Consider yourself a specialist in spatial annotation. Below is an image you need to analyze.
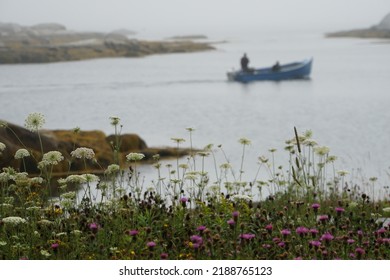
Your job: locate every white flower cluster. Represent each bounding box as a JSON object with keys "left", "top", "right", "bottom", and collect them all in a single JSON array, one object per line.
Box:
[
  {"left": 0, "top": 142, "right": 6, "bottom": 152},
  {"left": 71, "top": 147, "right": 95, "bottom": 160},
  {"left": 24, "top": 112, "right": 45, "bottom": 132},
  {"left": 14, "top": 149, "right": 30, "bottom": 159},
  {"left": 105, "top": 164, "right": 120, "bottom": 175},
  {"left": 2, "top": 216, "right": 27, "bottom": 225},
  {"left": 126, "top": 152, "right": 145, "bottom": 161},
  {"left": 39, "top": 151, "right": 64, "bottom": 167}
]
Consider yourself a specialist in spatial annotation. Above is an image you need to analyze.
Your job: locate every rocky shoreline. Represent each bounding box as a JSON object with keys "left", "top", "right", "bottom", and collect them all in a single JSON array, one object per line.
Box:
[
  {"left": 326, "top": 12, "right": 390, "bottom": 39},
  {"left": 0, "top": 121, "right": 193, "bottom": 175},
  {"left": 0, "top": 22, "right": 215, "bottom": 64}
]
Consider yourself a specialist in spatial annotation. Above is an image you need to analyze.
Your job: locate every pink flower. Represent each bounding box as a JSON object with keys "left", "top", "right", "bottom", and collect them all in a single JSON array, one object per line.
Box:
[
  {"left": 51, "top": 243, "right": 59, "bottom": 250},
  {"left": 232, "top": 211, "right": 240, "bottom": 222},
  {"left": 347, "top": 239, "right": 355, "bottom": 244},
  {"left": 89, "top": 223, "right": 99, "bottom": 233},
  {"left": 296, "top": 226, "right": 309, "bottom": 236},
  {"left": 320, "top": 232, "right": 334, "bottom": 242},
  {"left": 265, "top": 224, "right": 273, "bottom": 232},
  {"left": 128, "top": 229, "right": 139, "bottom": 236},
  {"left": 309, "top": 228, "right": 319, "bottom": 237},
  {"left": 309, "top": 240, "right": 321, "bottom": 247},
  {"left": 160, "top": 253, "right": 169, "bottom": 260},
  {"left": 197, "top": 225, "right": 207, "bottom": 232},
  {"left": 240, "top": 233, "right": 256, "bottom": 240},
  {"left": 335, "top": 207, "right": 345, "bottom": 215},
  {"left": 147, "top": 241, "right": 156, "bottom": 248},
  {"left": 311, "top": 203, "right": 320, "bottom": 211},
  {"left": 281, "top": 229, "right": 291, "bottom": 236},
  {"left": 190, "top": 235, "right": 203, "bottom": 244},
  {"left": 278, "top": 242, "right": 285, "bottom": 248}
]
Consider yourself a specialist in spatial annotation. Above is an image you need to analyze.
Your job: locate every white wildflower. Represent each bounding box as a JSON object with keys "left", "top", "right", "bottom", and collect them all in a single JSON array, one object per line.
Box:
[
  {"left": 40, "top": 250, "right": 51, "bottom": 258},
  {"left": 105, "top": 164, "right": 120, "bottom": 175},
  {"left": 30, "top": 177, "right": 44, "bottom": 184},
  {"left": 231, "top": 194, "right": 252, "bottom": 201},
  {"left": 24, "top": 112, "right": 45, "bottom": 132},
  {"left": 40, "top": 151, "right": 64, "bottom": 166},
  {"left": 171, "top": 137, "right": 185, "bottom": 144},
  {"left": 2, "top": 216, "right": 27, "bottom": 225},
  {"left": 66, "top": 174, "right": 87, "bottom": 184},
  {"left": 314, "top": 146, "right": 330, "bottom": 156},
  {"left": 383, "top": 207, "right": 390, "bottom": 213},
  {"left": 109, "top": 116, "right": 120, "bottom": 126},
  {"left": 70, "top": 147, "right": 95, "bottom": 160},
  {"left": 60, "top": 191, "right": 76, "bottom": 200},
  {"left": 220, "top": 163, "right": 232, "bottom": 169},
  {"left": 0, "top": 241, "right": 7, "bottom": 246},
  {"left": 14, "top": 149, "right": 30, "bottom": 159},
  {"left": 82, "top": 173, "right": 100, "bottom": 183},
  {"left": 126, "top": 152, "right": 145, "bottom": 161},
  {"left": 239, "top": 137, "right": 251, "bottom": 145},
  {"left": 337, "top": 170, "right": 349, "bottom": 177},
  {"left": 0, "top": 142, "right": 6, "bottom": 152}
]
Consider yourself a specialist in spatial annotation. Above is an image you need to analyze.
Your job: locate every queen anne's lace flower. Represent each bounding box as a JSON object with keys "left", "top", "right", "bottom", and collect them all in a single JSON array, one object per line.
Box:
[
  {"left": 2, "top": 216, "right": 27, "bottom": 225},
  {"left": 126, "top": 152, "right": 145, "bottom": 161},
  {"left": 66, "top": 175, "right": 87, "bottom": 184},
  {"left": 24, "top": 112, "right": 45, "bottom": 132},
  {"left": 14, "top": 149, "right": 30, "bottom": 159},
  {"left": 0, "top": 142, "right": 6, "bottom": 152},
  {"left": 71, "top": 147, "right": 95, "bottom": 159},
  {"left": 39, "top": 151, "right": 64, "bottom": 167},
  {"left": 105, "top": 164, "right": 120, "bottom": 175}
]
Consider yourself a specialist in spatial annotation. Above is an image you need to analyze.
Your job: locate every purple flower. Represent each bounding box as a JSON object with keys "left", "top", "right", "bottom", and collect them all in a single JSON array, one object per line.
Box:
[
  {"left": 311, "top": 203, "right": 320, "bottom": 211},
  {"left": 376, "top": 228, "right": 386, "bottom": 236},
  {"left": 347, "top": 239, "right": 355, "bottom": 245},
  {"left": 319, "top": 215, "right": 329, "bottom": 223},
  {"left": 197, "top": 225, "right": 207, "bottom": 232},
  {"left": 147, "top": 241, "right": 156, "bottom": 248},
  {"left": 227, "top": 219, "right": 236, "bottom": 228},
  {"left": 296, "top": 226, "right": 309, "bottom": 236},
  {"left": 240, "top": 233, "right": 256, "bottom": 240},
  {"left": 309, "top": 240, "right": 321, "bottom": 247},
  {"left": 160, "top": 253, "right": 169, "bottom": 260},
  {"left": 309, "top": 228, "right": 319, "bottom": 237},
  {"left": 281, "top": 229, "right": 291, "bottom": 236},
  {"left": 355, "top": 247, "right": 365, "bottom": 256},
  {"left": 265, "top": 224, "right": 273, "bottom": 232},
  {"left": 320, "top": 232, "right": 334, "bottom": 242},
  {"left": 190, "top": 235, "right": 203, "bottom": 244},
  {"left": 180, "top": 197, "right": 188, "bottom": 206},
  {"left": 128, "top": 229, "right": 139, "bottom": 236},
  {"left": 278, "top": 242, "right": 285, "bottom": 248},
  {"left": 232, "top": 211, "right": 240, "bottom": 222},
  {"left": 335, "top": 207, "right": 345, "bottom": 214},
  {"left": 51, "top": 243, "right": 59, "bottom": 250},
  {"left": 89, "top": 223, "right": 99, "bottom": 233},
  {"left": 262, "top": 244, "right": 272, "bottom": 249}
]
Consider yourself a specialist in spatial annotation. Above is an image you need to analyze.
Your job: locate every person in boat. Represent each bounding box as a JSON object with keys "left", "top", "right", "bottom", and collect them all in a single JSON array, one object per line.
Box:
[
  {"left": 272, "top": 61, "right": 281, "bottom": 71},
  {"left": 240, "top": 53, "right": 251, "bottom": 72}
]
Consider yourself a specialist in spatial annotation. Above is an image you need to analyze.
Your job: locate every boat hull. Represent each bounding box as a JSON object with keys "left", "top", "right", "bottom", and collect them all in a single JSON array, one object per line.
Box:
[{"left": 227, "top": 58, "right": 313, "bottom": 82}]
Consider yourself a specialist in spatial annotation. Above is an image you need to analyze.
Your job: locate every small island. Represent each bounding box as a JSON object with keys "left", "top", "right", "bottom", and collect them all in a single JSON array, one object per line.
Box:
[
  {"left": 0, "top": 22, "right": 215, "bottom": 64},
  {"left": 326, "top": 12, "right": 390, "bottom": 39}
]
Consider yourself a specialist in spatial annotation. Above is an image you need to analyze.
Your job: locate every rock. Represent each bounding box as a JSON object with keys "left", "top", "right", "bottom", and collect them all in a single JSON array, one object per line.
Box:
[
  {"left": 0, "top": 22, "right": 215, "bottom": 64},
  {"left": 0, "top": 121, "right": 192, "bottom": 175},
  {"left": 326, "top": 12, "right": 390, "bottom": 39},
  {"left": 374, "top": 12, "right": 390, "bottom": 30}
]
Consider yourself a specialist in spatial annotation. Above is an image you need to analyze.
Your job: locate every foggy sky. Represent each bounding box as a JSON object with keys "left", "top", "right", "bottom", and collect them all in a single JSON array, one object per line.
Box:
[{"left": 1, "top": 0, "right": 389, "bottom": 35}]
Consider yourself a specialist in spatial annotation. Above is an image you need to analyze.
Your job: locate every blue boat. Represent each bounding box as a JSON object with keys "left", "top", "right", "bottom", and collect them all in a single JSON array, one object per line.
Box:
[{"left": 227, "top": 58, "right": 313, "bottom": 82}]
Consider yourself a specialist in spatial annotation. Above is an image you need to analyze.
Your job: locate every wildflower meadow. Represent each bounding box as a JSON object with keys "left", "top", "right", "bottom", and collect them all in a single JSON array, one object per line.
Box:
[{"left": 0, "top": 113, "right": 389, "bottom": 260}]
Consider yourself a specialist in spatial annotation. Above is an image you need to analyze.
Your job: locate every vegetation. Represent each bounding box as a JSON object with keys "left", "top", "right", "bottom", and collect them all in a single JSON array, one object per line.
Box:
[{"left": 0, "top": 113, "right": 389, "bottom": 260}]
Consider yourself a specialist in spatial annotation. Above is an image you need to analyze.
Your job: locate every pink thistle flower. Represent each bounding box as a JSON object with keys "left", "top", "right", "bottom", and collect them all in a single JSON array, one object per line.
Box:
[
  {"left": 227, "top": 219, "right": 236, "bottom": 228},
  {"left": 320, "top": 232, "right": 334, "bottom": 242},
  {"left": 160, "top": 253, "right": 169, "bottom": 260},
  {"left": 281, "top": 229, "right": 291, "bottom": 236},
  {"left": 190, "top": 235, "right": 203, "bottom": 244},
  {"left": 239, "top": 233, "right": 256, "bottom": 240},
  {"left": 51, "top": 243, "right": 59, "bottom": 250},
  {"left": 335, "top": 207, "right": 345, "bottom": 214},
  {"left": 197, "top": 225, "right": 207, "bottom": 232},
  {"left": 311, "top": 203, "right": 320, "bottom": 212},
  {"left": 147, "top": 241, "right": 156, "bottom": 249},
  {"left": 296, "top": 226, "right": 309, "bottom": 236},
  {"left": 309, "top": 228, "right": 319, "bottom": 237},
  {"left": 278, "top": 242, "right": 285, "bottom": 248},
  {"left": 128, "top": 229, "right": 139, "bottom": 236},
  {"left": 262, "top": 244, "right": 272, "bottom": 249},
  {"left": 309, "top": 240, "right": 321, "bottom": 247},
  {"left": 355, "top": 247, "right": 365, "bottom": 259},
  {"left": 347, "top": 239, "right": 355, "bottom": 245},
  {"left": 232, "top": 211, "right": 240, "bottom": 222},
  {"left": 89, "top": 223, "right": 99, "bottom": 233},
  {"left": 265, "top": 224, "right": 273, "bottom": 232}
]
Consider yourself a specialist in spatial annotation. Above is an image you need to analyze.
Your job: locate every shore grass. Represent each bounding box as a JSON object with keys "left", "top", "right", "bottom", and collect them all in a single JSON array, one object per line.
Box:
[{"left": 0, "top": 113, "right": 389, "bottom": 260}]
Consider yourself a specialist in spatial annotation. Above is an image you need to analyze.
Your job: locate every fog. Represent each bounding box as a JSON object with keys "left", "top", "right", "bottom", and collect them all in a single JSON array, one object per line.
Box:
[{"left": 1, "top": 0, "right": 389, "bottom": 36}]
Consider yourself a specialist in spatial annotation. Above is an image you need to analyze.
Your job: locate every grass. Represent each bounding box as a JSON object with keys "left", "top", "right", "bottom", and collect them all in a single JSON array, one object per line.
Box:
[{"left": 0, "top": 113, "right": 389, "bottom": 260}]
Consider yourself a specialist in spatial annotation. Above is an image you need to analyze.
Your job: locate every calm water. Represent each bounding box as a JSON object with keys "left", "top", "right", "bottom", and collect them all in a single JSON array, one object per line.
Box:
[{"left": 1, "top": 28, "right": 390, "bottom": 195}]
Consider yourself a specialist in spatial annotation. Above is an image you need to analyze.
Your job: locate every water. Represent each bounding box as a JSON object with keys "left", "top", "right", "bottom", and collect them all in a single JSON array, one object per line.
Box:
[{"left": 1, "top": 28, "right": 390, "bottom": 197}]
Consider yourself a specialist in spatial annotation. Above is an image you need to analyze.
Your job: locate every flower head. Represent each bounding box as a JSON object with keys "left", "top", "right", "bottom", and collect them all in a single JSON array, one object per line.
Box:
[
  {"left": 281, "top": 229, "right": 291, "bottom": 236},
  {"left": 296, "top": 226, "right": 309, "bottom": 236},
  {"left": 109, "top": 116, "right": 120, "bottom": 126},
  {"left": 126, "top": 152, "right": 145, "bottom": 161},
  {"left": 128, "top": 230, "right": 139, "bottom": 236},
  {"left": 14, "top": 149, "right": 30, "bottom": 159},
  {"left": 320, "top": 232, "right": 334, "bottom": 242},
  {"left": 2, "top": 216, "right": 27, "bottom": 225},
  {"left": 25, "top": 112, "right": 45, "bottom": 132},
  {"left": 239, "top": 233, "right": 256, "bottom": 240},
  {"left": 0, "top": 142, "right": 5, "bottom": 152},
  {"left": 239, "top": 137, "right": 251, "bottom": 145},
  {"left": 40, "top": 151, "right": 64, "bottom": 166},
  {"left": 335, "top": 207, "right": 345, "bottom": 214},
  {"left": 147, "top": 241, "right": 156, "bottom": 248},
  {"left": 71, "top": 147, "right": 95, "bottom": 160}
]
